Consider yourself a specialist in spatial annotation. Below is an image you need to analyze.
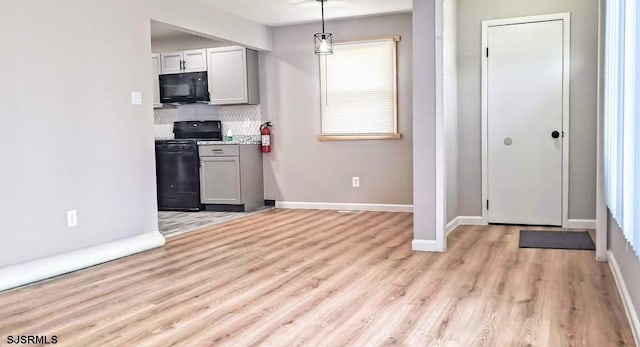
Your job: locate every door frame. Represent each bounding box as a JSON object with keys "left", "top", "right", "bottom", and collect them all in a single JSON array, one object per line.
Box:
[{"left": 481, "top": 13, "right": 571, "bottom": 226}]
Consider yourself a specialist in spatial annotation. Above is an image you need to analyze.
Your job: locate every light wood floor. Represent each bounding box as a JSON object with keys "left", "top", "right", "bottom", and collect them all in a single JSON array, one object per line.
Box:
[
  {"left": 0, "top": 209, "right": 634, "bottom": 346},
  {"left": 158, "top": 211, "right": 244, "bottom": 237},
  {"left": 158, "top": 209, "right": 271, "bottom": 237}
]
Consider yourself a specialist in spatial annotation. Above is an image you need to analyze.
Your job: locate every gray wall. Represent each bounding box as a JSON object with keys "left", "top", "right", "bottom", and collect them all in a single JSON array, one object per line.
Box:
[
  {"left": 412, "top": 0, "right": 438, "bottom": 241},
  {"left": 457, "top": 0, "right": 599, "bottom": 219},
  {"left": 259, "top": 13, "right": 413, "bottom": 205},
  {"left": 608, "top": 212, "right": 640, "bottom": 322},
  {"left": 444, "top": 0, "right": 459, "bottom": 223},
  {"left": 0, "top": 1, "right": 158, "bottom": 267},
  {"left": 0, "top": 0, "right": 270, "bottom": 268}
]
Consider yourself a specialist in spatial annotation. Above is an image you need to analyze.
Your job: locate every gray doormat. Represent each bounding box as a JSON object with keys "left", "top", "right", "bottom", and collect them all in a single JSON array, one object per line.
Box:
[{"left": 519, "top": 230, "right": 595, "bottom": 250}]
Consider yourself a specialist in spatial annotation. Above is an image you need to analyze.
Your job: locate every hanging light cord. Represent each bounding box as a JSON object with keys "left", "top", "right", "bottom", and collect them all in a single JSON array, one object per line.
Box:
[
  {"left": 321, "top": 0, "right": 325, "bottom": 33},
  {"left": 320, "top": 0, "right": 329, "bottom": 105},
  {"left": 325, "top": 0, "right": 329, "bottom": 106}
]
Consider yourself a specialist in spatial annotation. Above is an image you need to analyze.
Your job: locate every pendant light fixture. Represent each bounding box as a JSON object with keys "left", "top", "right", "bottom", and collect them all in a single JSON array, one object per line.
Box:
[{"left": 314, "top": 0, "right": 333, "bottom": 55}]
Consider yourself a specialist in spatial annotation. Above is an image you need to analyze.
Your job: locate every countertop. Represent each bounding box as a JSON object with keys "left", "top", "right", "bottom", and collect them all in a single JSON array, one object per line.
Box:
[
  {"left": 197, "top": 140, "right": 261, "bottom": 145},
  {"left": 155, "top": 135, "right": 261, "bottom": 145}
]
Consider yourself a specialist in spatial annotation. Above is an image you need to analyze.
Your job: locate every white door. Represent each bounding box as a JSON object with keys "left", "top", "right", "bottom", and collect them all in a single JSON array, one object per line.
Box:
[
  {"left": 151, "top": 54, "right": 162, "bottom": 107},
  {"left": 207, "top": 47, "right": 248, "bottom": 105},
  {"left": 161, "top": 51, "right": 183, "bottom": 74},
  {"left": 182, "top": 49, "right": 207, "bottom": 73},
  {"left": 487, "top": 20, "right": 564, "bottom": 226}
]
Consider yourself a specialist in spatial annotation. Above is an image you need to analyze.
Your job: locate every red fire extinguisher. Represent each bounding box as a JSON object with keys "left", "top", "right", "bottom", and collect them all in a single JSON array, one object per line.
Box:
[{"left": 260, "top": 122, "right": 272, "bottom": 153}]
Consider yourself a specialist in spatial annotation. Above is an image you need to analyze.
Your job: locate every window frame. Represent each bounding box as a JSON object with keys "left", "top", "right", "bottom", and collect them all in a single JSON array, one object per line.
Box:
[{"left": 318, "top": 36, "right": 402, "bottom": 141}]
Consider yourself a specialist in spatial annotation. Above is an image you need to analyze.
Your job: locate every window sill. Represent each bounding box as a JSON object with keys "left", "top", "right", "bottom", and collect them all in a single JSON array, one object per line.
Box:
[{"left": 318, "top": 133, "right": 403, "bottom": 141}]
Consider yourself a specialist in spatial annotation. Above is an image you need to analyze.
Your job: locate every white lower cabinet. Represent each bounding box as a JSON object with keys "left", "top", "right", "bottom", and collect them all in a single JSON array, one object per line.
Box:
[
  {"left": 199, "top": 144, "right": 264, "bottom": 211},
  {"left": 200, "top": 156, "right": 242, "bottom": 205}
]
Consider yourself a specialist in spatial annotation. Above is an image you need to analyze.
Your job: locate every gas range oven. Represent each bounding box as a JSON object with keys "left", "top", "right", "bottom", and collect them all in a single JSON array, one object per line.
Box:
[{"left": 155, "top": 121, "right": 222, "bottom": 211}]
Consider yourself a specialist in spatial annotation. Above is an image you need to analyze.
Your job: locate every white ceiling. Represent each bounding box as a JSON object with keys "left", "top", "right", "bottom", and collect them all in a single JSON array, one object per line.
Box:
[
  {"left": 196, "top": 0, "right": 412, "bottom": 27},
  {"left": 150, "top": 21, "right": 198, "bottom": 40},
  {"left": 150, "top": 20, "right": 226, "bottom": 44}
]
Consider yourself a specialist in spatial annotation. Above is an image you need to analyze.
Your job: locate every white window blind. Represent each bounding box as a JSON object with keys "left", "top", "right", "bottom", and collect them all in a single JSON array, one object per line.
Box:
[
  {"left": 604, "top": 0, "right": 640, "bottom": 257},
  {"left": 319, "top": 38, "right": 398, "bottom": 136}
]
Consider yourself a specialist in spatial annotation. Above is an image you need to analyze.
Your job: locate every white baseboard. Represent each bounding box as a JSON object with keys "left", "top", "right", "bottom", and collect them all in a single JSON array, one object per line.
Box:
[
  {"left": 565, "top": 219, "right": 597, "bottom": 229},
  {"left": 448, "top": 216, "right": 595, "bottom": 230},
  {"left": 275, "top": 201, "right": 413, "bottom": 213},
  {"left": 446, "top": 216, "right": 487, "bottom": 235},
  {"left": 412, "top": 239, "right": 445, "bottom": 252},
  {"left": 446, "top": 218, "right": 460, "bottom": 235},
  {"left": 608, "top": 250, "right": 640, "bottom": 346},
  {"left": 458, "top": 216, "right": 487, "bottom": 225},
  {"left": 0, "top": 232, "right": 165, "bottom": 292}
]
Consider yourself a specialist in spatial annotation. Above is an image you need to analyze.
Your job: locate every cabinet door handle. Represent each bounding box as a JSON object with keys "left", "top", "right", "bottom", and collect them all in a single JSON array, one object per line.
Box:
[
  {"left": 212, "top": 149, "right": 223, "bottom": 152},
  {"left": 182, "top": 60, "right": 186, "bottom": 71}
]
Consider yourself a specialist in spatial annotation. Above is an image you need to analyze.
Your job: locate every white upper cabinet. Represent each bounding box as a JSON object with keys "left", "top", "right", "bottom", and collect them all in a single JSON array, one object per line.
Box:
[
  {"left": 182, "top": 49, "right": 207, "bottom": 73},
  {"left": 151, "top": 53, "right": 162, "bottom": 108},
  {"left": 161, "top": 49, "right": 207, "bottom": 74},
  {"left": 161, "top": 51, "right": 183, "bottom": 74},
  {"left": 206, "top": 46, "right": 260, "bottom": 105},
  {"left": 153, "top": 46, "right": 259, "bottom": 106}
]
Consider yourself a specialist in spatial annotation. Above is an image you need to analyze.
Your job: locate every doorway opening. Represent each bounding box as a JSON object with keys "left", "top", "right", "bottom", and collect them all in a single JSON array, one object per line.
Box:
[{"left": 150, "top": 20, "right": 269, "bottom": 238}]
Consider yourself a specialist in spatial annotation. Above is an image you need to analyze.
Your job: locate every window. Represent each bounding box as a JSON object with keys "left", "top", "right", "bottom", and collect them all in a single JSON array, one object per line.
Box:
[
  {"left": 319, "top": 37, "right": 400, "bottom": 140},
  {"left": 604, "top": 0, "right": 640, "bottom": 257}
]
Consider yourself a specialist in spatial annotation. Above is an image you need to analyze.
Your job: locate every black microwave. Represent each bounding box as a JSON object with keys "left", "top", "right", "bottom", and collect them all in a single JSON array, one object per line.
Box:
[{"left": 159, "top": 71, "right": 209, "bottom": 104}]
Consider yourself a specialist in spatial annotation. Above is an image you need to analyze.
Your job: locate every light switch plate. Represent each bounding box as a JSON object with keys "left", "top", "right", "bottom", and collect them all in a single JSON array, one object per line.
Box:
[{"left": 131, "top": 92, "right": 142, "bottom": 105}]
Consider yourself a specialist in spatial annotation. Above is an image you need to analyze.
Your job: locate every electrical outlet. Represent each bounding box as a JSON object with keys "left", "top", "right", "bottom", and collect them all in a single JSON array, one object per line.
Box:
[
  {"left": 67, "top": 210, "right": 78, "bottom": 228},
  {"left": 352, "top": 176, "right": 360, "bottom": 188}
]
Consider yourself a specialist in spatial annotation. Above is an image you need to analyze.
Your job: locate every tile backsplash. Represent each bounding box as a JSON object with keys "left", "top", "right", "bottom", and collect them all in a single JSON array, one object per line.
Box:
[{"left": 154, "top": 104, "right": 262, "bottom": 139}]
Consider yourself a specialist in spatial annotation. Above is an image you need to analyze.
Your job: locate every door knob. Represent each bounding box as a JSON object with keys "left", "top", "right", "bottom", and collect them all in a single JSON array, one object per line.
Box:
[{"left": 551, "top": 130, "right": 560, "bottom": 139}]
